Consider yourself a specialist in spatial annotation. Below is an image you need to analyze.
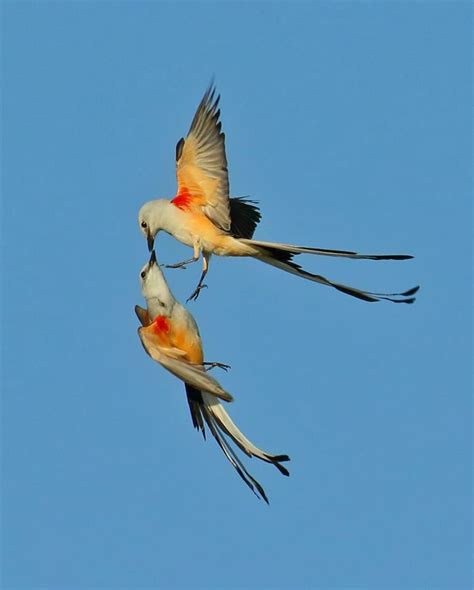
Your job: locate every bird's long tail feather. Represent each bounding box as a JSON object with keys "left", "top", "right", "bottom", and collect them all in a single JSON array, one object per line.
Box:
[
  {"left": 240, "top": 238, "right": 413, "bottom": 260},
  {"left": 185, "top": 385, "right": 289, "bottom": 503},
  {"left": 242, "top": 239, "right": 419, "bottom": 304},
  {"left": 203, "top": 393, "right": 290, "bottom": 475}
]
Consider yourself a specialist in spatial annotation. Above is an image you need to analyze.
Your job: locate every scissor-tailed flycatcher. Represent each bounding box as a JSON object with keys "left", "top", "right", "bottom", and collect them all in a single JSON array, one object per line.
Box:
[
  {"left": 137, "top": 250, "right": 289, "bottom": 503},
  {"left": 138, "top": 85, "right": 419, "bottom": 303}
]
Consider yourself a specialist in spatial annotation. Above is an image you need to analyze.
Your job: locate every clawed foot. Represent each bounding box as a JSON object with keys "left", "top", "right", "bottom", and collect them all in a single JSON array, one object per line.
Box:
[
  {"left": 165, "top": 262, "right": 189, "bottom": 270},
  {"left": 204, "top": 361, "right": 231, "bottom": 372},
  {"left": 187, "top": 283, "right": 208, "bottom": 302},
  {"left": 165, "top": 256, "right": 199, "bottom": 270}
]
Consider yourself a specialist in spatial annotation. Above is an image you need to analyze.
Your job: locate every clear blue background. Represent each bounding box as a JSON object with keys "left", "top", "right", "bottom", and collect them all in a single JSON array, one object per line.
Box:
[{"left": 2, "top": 2, "right": 471, "bottom": 589}]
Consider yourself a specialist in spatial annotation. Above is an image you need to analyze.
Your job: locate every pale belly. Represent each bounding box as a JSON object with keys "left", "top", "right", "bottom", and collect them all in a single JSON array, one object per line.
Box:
[
  {"left": 188, "top": 214, "right": 255, "bottom": 256},
  {"left": 167, "top": 205, "right": 257, "bottom": 256}
]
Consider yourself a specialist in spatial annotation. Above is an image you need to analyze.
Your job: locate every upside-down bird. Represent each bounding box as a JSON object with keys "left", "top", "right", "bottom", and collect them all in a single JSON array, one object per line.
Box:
[
  {"left": 138, "top": 84, "right": 419, "bottom": 303},
  {"left": 136, "top": 250, "right": 289, "bottom": 502}
]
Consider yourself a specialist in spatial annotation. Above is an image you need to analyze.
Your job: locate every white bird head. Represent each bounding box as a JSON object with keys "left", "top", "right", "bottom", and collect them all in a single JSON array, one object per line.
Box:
[
  {"left": 139, "top": 250, "right": 175, "bottom": 314},
  {"left": 138, "top": 199, "right": 169, "bottom": 251}
]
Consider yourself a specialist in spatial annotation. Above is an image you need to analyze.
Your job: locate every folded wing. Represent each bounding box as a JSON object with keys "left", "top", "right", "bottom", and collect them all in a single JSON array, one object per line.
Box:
[{"left": 138, "top": 325, "right": 233, "bottom": 402}]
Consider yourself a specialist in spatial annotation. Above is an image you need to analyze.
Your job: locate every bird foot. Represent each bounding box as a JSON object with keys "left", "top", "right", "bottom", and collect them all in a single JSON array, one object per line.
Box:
[
  {"left": 165, "top": 256, "right": 199, "bottom": 270},
  {"left": 187, "top": 283, "right": 208, "bottom": 302},
  {"left": 165, "top": 262, "right": 188, "bottom": 270},
  {"left": 203, "top": 362, "right": 231, "bottom": 372}
]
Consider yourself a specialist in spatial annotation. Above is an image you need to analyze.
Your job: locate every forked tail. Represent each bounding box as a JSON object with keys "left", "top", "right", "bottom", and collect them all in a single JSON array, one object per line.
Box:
[
  {"left": 185, "top": 385, "right": 289, "bottom": 504},
  {"left": 240, "top": 239, "right": 419, "bottom": 304}
]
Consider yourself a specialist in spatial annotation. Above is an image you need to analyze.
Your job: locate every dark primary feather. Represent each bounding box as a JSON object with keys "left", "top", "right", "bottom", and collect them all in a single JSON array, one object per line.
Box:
[
  {"left": 176, "top": 137, "right": 185, "bottom": 161},
  {"left": 185, "top": 384, "right": 206, "bottom": 438},
  {"left": 189, "top": 85, "right": 221, "bottom": 138},
  {"left": 229, "top": 197, "right": 261, "bottom": 239},
  {"left": 134, "top": 304, "right": 150, "bottom": 327}
]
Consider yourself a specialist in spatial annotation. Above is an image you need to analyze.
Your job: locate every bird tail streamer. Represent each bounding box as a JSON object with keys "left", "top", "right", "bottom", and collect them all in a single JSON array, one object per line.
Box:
[
  {"left": 240, "top": 239, "right": 419, "bottom": 304},
  {"left": 185, "top": 384, "right": 290, "bottom": 504}
]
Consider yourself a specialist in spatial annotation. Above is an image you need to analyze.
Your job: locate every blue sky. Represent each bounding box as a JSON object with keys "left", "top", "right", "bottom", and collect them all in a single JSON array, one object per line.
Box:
[{"left": 2, "top": 2, "right": 471, "bottom": 589}]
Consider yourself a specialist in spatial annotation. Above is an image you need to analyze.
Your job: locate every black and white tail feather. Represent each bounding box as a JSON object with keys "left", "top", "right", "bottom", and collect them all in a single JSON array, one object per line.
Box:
[
  {"left": 228, "top": 199, "right": 419, "bottom": 304},
  {"left": 186, "top": 384, "right": 289, "bottom": 504},
  {"left": 254, "top": 245, "right": 420, "bottom": 304}
]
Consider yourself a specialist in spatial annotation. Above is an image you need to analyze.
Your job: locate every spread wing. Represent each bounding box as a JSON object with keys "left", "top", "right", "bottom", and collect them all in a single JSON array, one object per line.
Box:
[
  {"left": 175, "top": 84, "right": 231, "bottom": 231},
  {"left": 138, "top": 326, "right": 233, "bottom": 402}
]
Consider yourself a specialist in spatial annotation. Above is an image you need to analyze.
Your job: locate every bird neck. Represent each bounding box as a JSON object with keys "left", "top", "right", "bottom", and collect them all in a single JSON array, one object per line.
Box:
[
  {"left": 150, "top": 199, "right": 178, "bottom": 235},
  {"left": 146, "top": 295, "right": 174, "bottom": 321},
  {"left": 143, "top": 264, "right": 177, "bottom": 319}
]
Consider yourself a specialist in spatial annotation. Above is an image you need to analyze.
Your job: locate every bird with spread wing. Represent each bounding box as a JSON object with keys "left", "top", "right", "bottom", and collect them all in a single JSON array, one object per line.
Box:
[{"left": 138, "top": 84, "right": 419, "bottom": 303}]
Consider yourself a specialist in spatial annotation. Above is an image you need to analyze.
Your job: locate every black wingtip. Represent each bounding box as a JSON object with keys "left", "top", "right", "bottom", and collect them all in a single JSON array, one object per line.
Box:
[
  {"left": 207, "top": 75, "right": 216, "bottom": 94},
  {"left": 176, "top": 137, "right": 185, "bottom": 161}
]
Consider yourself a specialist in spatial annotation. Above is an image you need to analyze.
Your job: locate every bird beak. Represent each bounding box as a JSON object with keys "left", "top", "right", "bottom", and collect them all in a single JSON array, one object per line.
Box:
[
  {"left": 147, "top": 230, "right": 154, "bottom": 252},
  {"left": 149, "top": 250, "right": 157, "bottom": 267}
]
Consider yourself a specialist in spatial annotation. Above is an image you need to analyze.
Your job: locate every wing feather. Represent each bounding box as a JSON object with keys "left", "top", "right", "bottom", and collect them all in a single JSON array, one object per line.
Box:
[
  {"left": 138, "top": 326, "right": 233, "bottom": 402},
  {"left": 175, "top": 84, "right": 231, "bottom": 231},
  {"left": 134, "top": 305, "right": 150, "bottom": 327}
]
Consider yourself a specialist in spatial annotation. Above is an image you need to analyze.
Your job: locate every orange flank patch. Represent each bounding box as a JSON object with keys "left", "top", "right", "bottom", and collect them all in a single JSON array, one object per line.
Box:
[
  {"left": 171, "top": 189, "right": 193, "bottom": 210},
  {"left": 150, "top": 315, "right": 203, "bottom": 365},
  {"left": 173, "top": 327, "right": 203, "bottom": 365}
]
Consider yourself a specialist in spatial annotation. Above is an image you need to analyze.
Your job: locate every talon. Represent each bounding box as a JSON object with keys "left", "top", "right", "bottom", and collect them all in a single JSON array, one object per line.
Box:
[
  {"left": 204, "top": 362, "right": 231, "bottom": 372},
  {"left": 187, "top": 284, "right": 208, "bottom": 303},
  {"left": 165, "top": 263, "right": 188, "bottom": 270},
  {"left": 164, "top": 256, "right": 199, "bottom": 270}
]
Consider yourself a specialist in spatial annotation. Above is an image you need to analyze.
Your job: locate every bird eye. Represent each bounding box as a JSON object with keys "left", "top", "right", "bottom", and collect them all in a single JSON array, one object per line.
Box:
[
  {"left": 141, "top": 221, "right": 147, "bottom": 229},
  {"left": 140, "top": 271, "right": 146, "bottom": 279}
]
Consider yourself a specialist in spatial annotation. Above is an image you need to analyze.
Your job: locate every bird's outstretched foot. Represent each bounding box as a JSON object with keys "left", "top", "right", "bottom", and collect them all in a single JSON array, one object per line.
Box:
[
  {"left": 165, "top": 256, "right": 198, "bottom": 270},
  {"left": 203, "top": 361, "right": 231, "bottom": 372},
  {"left": 187, "top": 283, "right": 208, "bottom": 302},
  {"left": 165, "top": 262, "right": 188, "bottom": 270}
]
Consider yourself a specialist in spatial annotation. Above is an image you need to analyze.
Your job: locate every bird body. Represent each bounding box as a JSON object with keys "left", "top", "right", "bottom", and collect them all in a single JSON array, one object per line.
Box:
[
  {"left": 137, "top": 250, "right": 289, "bottom": 502},
  {"left": 145, "top": 311, "right": 203, "bottom": 365},
  {"left": 139, "top": 85, "right": 418, "bottom": 304},
  {"left": 140, "top": 197, "right": 251, "bottom": 257}
]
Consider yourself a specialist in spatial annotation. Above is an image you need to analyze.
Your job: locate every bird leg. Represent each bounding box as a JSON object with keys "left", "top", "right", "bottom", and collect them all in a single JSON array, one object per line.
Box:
[
  {"left": 203, "top": 361, "right": 231, "bottom": 372},
  {"left": 187, "top": 273, "right": 208, "bottom": 301},
  {"left": 187, "top": 255, "right": 209, "bottom": 302},
  {"left": 165, "top": 256, "right": 199, "bottom": 270},
  {"left": 165, "top": 244, "right": 200, "bottom": 270}
]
